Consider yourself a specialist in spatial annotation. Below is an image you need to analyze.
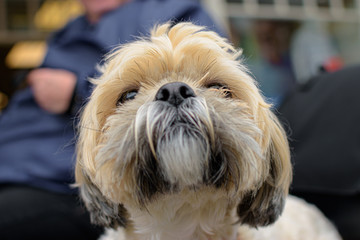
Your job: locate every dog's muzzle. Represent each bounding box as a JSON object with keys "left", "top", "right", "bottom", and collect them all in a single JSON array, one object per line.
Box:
[{"left": 133, "top": 82, "right": 217, "bottom": 202}]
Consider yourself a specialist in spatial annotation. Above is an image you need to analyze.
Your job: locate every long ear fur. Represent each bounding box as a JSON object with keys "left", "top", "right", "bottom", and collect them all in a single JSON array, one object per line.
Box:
[
  {"left": 75, "top": 89, "right": 128, "bottom": 228},
  {"left": 237, "top": 109, "right": 292, "bottom": 227},
  {"left": 76, "top": 168, "right": 127, "bottom": 228}
]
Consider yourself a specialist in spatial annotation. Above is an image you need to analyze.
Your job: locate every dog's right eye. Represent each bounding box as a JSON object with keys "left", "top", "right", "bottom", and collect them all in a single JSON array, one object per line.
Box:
[
  {"left": 207, "top": 83, "right": 232, "bottom": 98},
  {"left": 117, "top": 90, "right": 138, "bottom": 106}
]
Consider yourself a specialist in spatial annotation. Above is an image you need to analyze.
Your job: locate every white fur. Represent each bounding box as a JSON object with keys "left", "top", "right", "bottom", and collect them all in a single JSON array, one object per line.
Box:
[
  {"left": 237, "top": 196, "right": 342, "bottom": 240},
  {"left": 125, "top": 188, "right": 237, "bottom": 240},
  {"left": 100, "top": 196, "right": 342, "bottom": 240}
]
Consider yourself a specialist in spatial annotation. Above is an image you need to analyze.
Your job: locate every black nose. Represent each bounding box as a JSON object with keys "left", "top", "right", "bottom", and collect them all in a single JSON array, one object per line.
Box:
[{"left": 155, "top": 82, "right": 196, "bottom": 106}]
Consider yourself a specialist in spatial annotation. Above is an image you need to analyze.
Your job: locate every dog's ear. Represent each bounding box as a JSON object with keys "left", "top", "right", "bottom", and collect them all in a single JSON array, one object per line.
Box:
[
  {"left": 75, "top": 96, "right": 128, "bottom": 228},
  {"left": 75, "top": 167, "right": 128, "bottom": 228},
  {"left": 237, "top": 109, "right": 292, "bottom": 227}
]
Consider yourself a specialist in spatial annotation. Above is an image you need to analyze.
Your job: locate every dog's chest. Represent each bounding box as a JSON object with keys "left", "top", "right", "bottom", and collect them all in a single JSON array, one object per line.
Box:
[{"left": 124, "top": 189, "right": 238, "bottom": 240}]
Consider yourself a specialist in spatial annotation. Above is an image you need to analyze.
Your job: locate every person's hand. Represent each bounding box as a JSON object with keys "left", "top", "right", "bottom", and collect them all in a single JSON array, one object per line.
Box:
[{"left": 27, "top": 68, "right": 77, "bottom": 114}]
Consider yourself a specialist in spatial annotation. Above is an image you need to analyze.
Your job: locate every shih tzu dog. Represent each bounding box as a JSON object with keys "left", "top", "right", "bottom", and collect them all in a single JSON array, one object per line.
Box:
[{"left": 75, "top": 23, "right": 341, "bottom": 240}]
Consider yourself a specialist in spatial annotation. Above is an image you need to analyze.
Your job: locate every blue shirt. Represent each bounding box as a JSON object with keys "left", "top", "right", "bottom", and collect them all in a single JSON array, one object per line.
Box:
[{"left": 0, "top": 0, "right": 224, "bottom": 194}]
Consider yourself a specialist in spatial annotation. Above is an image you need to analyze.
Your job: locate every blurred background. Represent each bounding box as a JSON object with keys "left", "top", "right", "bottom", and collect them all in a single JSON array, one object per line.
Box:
[
  {"left": 1, "top": 1, "right": 360, "bottom": 239},
  {"left": 0, "top": 0, "right": 360, "bottom": 109}
]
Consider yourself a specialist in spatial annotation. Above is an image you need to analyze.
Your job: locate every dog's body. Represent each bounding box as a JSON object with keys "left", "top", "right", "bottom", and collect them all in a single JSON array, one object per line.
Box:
[
  {"left": 99, "top": 196, "right": 341, "bottom": 240},
  {"left": 76, "top": 23, "right": 341, "bottom": 240}
]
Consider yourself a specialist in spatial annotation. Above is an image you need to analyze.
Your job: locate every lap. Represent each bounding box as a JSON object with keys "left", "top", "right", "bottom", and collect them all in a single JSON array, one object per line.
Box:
[{"left": 0, "top": 184, "right": 103, "bottom": 240}]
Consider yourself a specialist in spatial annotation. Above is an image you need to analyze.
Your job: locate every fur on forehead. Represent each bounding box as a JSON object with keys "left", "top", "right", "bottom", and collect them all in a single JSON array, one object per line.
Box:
[{"left": 92, "top": 22, "right": 269, "bottom": 113}]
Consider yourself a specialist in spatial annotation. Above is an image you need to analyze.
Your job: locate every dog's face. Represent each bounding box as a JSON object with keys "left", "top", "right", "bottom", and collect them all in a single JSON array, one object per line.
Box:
[{"left": 76, "top": 23, "right": 292, "bottom": 230}]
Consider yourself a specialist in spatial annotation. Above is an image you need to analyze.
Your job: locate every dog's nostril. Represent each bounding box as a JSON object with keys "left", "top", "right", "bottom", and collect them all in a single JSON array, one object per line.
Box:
[
  {"left": 155, "top": 82, "right": 195, "bottom": 106},
  {"left": 157, "top": 88, "right": 170, "bottom": 102},
  {"left": 179, "top": 85, "right": 195, "bottom": 99}
]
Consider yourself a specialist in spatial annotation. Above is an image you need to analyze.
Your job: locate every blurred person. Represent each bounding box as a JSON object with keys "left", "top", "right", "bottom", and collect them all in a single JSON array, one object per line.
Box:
[
  {"left": 0, "top": 0, "right": 224, "bottom": 239},
  {"left": 290, "top": 21, "right": 343, "bottom": 84},
  {"left": 237, "top": 20, "right": 341, "bottom": 108},
  {"left": 247, "top": 20, "right": 298, "bottom": 107}
]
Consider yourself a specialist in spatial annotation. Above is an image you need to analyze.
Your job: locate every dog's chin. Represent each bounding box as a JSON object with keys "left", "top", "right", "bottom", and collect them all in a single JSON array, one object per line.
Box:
[{"left": 135, "top": 97, "right": 213, "bottom": 190}]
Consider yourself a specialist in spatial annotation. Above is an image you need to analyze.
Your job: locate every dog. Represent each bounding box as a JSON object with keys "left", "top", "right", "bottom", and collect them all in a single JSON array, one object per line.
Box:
[{"left": 75, "top": 23, "right": 342, "bottom": 240}]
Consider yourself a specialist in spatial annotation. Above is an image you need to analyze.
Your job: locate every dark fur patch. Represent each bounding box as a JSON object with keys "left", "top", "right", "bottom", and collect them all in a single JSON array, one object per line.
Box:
[
  {"left": 136, "top": 153, "right": 172, "bottom": 206},
  {"left": 80, "top": 174, "right": 128, "bottom": 228},
  {"left": 205, "top": 153, "right": 227, "bottom": 188},
  {"left": 205, "top": 144, "right": 241, "bottom": 192},
  {"left": 237, "top": 189, "right": 285, "bottom": 227}
]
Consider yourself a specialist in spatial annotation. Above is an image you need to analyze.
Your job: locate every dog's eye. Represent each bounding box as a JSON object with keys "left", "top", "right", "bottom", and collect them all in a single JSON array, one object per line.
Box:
[
  {"left": 207, "top": 83, "right": 232, "bottom": 98},
  {"left": 117, "top": 90, "right": 138, "bottom": 106}
]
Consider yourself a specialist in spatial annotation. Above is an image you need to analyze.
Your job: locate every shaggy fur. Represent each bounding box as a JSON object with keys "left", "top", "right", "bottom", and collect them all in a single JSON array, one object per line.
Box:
[
  {"left": 75, "top": 23, "right": 341, "bottom": 240},
  {"left": 99, "top": 196, "right": 341, "bottom": 240}
]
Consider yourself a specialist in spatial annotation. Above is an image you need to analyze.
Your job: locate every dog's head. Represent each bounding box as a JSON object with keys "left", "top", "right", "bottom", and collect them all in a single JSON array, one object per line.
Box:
[{"left": 76, "top": 22, "right": 292, "bottom": 229}]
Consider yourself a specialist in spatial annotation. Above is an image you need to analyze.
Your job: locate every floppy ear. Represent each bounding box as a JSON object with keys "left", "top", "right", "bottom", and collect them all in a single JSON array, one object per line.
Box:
[
  {"left": 76, "top": 168, "right": 128, "bottom": 228},
  {"left": 237, "top": 109, "right": 292, "bottom": 227},
  {"left": 75, "top": 94, "right": 128, "bottom": 228}
]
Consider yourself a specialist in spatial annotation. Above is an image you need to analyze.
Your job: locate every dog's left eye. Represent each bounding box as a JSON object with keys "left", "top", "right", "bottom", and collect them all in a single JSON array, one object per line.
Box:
[
  {"left": 117, "top": 90, "right": 138, "bottom": 106},
  {"left": 207, "top": 84, "right": 232, "bottom": 98}
]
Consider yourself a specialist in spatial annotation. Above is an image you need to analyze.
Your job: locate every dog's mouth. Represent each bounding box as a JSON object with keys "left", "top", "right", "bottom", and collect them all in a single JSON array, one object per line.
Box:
[{"left": 167, "top": 110, "right": 201, "bottom": 130}]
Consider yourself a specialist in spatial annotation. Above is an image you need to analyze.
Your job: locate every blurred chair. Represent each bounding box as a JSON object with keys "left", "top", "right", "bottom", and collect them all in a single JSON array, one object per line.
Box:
[{"left": 278, "top": 65, "right": 360, "bottom": 240}]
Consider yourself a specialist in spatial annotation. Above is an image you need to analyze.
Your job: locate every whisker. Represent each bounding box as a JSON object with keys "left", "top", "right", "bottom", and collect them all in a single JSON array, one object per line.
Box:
[
  {"left": 96, "top": 111, "right": 106, "bottom": 115},
  {"left": 78, "top": 125, "right": 104, "bottom": 132}
]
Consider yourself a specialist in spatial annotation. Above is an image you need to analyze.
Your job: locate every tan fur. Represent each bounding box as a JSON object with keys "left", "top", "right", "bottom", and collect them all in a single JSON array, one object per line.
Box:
[{"left": 75, "top": 23, "right": 340, "bottom": 240}]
